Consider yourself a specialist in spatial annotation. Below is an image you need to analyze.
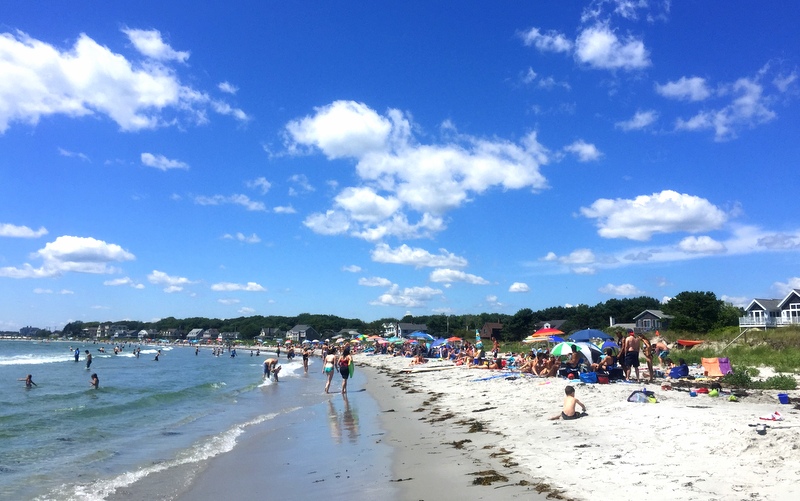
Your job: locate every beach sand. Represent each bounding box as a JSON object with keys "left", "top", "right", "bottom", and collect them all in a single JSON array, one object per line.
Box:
[{"left": 358, "top": 355, "right": 800, "bottom": 501}]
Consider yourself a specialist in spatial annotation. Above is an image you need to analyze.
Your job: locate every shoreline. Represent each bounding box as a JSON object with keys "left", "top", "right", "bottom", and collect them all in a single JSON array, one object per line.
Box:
[{"left": 357, "top": 354, "right": 800, "bottom": 501}]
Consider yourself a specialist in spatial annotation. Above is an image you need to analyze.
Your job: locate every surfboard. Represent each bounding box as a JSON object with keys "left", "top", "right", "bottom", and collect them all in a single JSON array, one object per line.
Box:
[{"left": 348, "top": 359, "right": 355, "bottom": 378}]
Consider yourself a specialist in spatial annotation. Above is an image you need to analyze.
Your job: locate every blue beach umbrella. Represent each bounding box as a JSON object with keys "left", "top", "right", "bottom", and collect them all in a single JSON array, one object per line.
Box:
[
  {"left": 601, "top": 340, "right": 620, "bottom": 352},
  {"left": 568, "top": 329, "right": 613, "bottom": 342}
]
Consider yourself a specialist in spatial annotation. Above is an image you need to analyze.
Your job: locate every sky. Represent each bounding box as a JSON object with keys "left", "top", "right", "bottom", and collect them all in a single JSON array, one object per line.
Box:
[{"left": 1, "top": 1, "right": 799, "bottom": 331}]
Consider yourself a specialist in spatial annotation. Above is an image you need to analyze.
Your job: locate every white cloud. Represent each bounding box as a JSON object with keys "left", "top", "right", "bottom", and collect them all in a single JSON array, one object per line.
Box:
[
  {"left": 721, "top": 295, "right": 748, "bottom": 308},
  {"left": 0, "top": 235, "right": 135, "bottom": 278},
  {"left": 141, "top": 152, "right": 189, "bottom": 171},
  {"left": 33, "top": 288, "right": 52, "bottom": 294},
  {"left": 211, "top": 282, "right": 266, "bottom": 292},
  {"left": 677, "top": 235, "right": 726, "bottom": 254},
  {"left": 58, "top": 147, "right": 90, "bottom": 162},
  {"left": 519, "top": 27, "right": 573, "bottom": 53},
  {"left": 288, "top": 174, "right": 315, "bottom": 196},
  {"left": 358, "top": 276, "right": 392, "bottom": 287},
  {"left": 218, "top": 81, "right": 238, "bottom": 94},
  {"left": 429, "top": 268, "right": 489, "bottom": 285},
  {"left": 0, "top": 223, "right": 48, "bottom": 238},
  {"left": 521, "top": 67, "right": 537, "bottom": 84},
  {"left": 273, "top": 205, "right": 297, "bottom": 214},
  {"left": 194, "top": 194, "right": 266, "bottom": 211},
  {"left": 218, "top": 298, "right": 240, "bottom": 305},
  {"left": 371, "top": 243, "right": 468, "bottom": 268},
  {"left": 574, "top": 24, "right": 650, "bottom": 70},
  {"left": 774, "top": 277, "right": 800, "bottom": 297},
  {"left": 148, "top": 270, "right": 192, "bottom": 292},
  {"left": 580, "top": 190, "right": 728, "bottom": 240},
  {"left": 342, "top": 265, "right": 362, "bottom": 273},
  {"left": 655, "top": 76, "right": 712, "bottom": 101},
  {"left": 773, "top": 72, "right": 797, "bottom": 93},
  {"left": 289, "top": 101, "right": 550, "bottom": 240},
  {"left": 239, "top": 307, "right": 255, "bottom": 315},
  {"left": 486, "top": 295, "right": 502, "bottom": 309},
  {"left": 675, "top": 76, "right": 777, "bottom": 141},
  {"left": 370, "top": 284, "right": 443, "bottom": 308},
  {"left": 104, "top": 276, "right": 144, "bottom": 288},
  {"left": 246, "top": 176, "right": 271, "bottom": 194},
  {"left": 599, "top": 283, "right": 642, "bottom": 296},
  {"left": 564, "top": 140, "right": 602, "bottom": 162},
  {"left": 122, "top": 28, "right": 189, "bottom": 62},
  {"left": 509, "top": 282, "right": 530, "bottom": 292},
  {"left": 615, "top": 110, "right": 658, "bottom": 131},
  {"left": 222, "top": 232, "right": 261, "bottom": 244},
  {"left": 756, "top": 233, "right": 800, "bottom": 250},
  {"left": 0, "top": 30, "right": 246, "bottom": 134}
]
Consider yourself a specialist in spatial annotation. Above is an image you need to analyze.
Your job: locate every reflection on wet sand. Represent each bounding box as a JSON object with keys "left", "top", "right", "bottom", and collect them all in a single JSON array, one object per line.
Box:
[{"left": 327, "top": 394, "right": 360, "bottom": 444}]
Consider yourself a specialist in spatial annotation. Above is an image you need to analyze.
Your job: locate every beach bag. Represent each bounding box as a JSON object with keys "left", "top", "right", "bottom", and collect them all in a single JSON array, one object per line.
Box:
[
  {"left": 597, "top": 374, "right": 609, "bottom": 384},
  {"left": 579, "top": 372, "right": 598, "bottom": 384},
  {"left": 627, "top": 390, "right": 657, "bottom": 403}
]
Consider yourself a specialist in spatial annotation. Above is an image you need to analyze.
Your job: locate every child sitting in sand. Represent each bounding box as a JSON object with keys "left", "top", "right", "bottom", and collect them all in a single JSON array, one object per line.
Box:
[{"left": 549, "top": 385, "right": 586, "bottom": 420}]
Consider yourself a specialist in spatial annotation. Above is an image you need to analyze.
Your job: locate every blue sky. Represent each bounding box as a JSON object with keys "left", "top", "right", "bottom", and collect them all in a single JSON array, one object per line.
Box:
[{"left": 2, "top": 1, "right": 799, "bottom": 331}]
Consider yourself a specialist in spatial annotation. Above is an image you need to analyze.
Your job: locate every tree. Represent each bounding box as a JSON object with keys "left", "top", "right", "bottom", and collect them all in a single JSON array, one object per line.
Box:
[
  {"left": 662, "top": 291, "right": 721, "bottom": 333},
  {"left": 504, "top": 308, "right": 535, "bottom": 341}
]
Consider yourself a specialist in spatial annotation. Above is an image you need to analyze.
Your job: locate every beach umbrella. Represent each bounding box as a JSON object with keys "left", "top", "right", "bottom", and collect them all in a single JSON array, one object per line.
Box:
[
  {"left": 284, "top": 339, "right": 292, "bottom": 344},
  {"left": 431, "top": 338, "right": 447, "bottom": 347},
  {"left": 446, "top": 336, "right": 462, "bottom": 343},
  {"left": 601, "top": 340, "right": 620, "bottom": 352},
  {"left": 410, "top": 331, "right": 434, "bottom": 341},
  {"left": 568, "top": 329, "right": 613, "bottom": 342},
  {"left": 376, "top": 338, "right": 388, "bottom": 344},
  {"left": 524, "top": 335, "right": 563, "bottom": 344},
  {"left": 573, "top": 342, "right": 603, "bottom": 364},
  {"left": 532, "top": 327, "right": 564, "bottom": 337},
  {"left": 550, "top": 342, "right": 579, "bottom": 357}
]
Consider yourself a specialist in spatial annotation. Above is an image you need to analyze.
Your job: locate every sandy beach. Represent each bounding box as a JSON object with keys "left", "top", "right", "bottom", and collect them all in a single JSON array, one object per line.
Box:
[{"left": 358, "top": 354, "right": 800, "bottom": 501}]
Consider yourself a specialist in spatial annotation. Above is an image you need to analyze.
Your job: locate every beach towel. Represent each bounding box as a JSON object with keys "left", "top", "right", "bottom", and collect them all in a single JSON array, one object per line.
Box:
[
  {"left": 717, "top": 357, "right": 733, "bottom": 375},
  {"left": 701, "top": 358, "right": 725, "bottom": 378}
]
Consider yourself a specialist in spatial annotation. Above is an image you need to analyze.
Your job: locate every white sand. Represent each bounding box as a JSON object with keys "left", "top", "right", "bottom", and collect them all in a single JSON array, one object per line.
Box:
[{"left": 358, "top": 354, "right": 800, "bottom": 501}]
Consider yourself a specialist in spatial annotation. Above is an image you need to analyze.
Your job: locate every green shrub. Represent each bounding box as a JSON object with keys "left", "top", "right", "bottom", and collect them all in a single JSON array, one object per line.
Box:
[
  {"left": 723, "top": 367, "right": 753, "bottom": 388},
  {"left": 755, "top": 374, "right": 797, "bottom": 391}
]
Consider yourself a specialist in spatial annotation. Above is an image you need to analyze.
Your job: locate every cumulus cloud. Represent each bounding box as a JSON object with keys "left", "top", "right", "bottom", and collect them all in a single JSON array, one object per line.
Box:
[
  {"left": 370, "top": 284, "right": 443, "bottom": 308},
  {"left": 509, "top": 282, "right": 530, "bottom": 292},
  {"left": 519, "top": 27, "right": 573, "bottom": 53},
  {"left": 0, "top": 235, "right": 135, "bottom": 278},
  {"left": 194, "top": 194, "right": 266, "bottom": 211},
  {"left": 147, "top": 270, "right": 192, "bottom": 292},
  {"left": 246, "top": 176, "right": 271, "bottom": 194},
  {"left": 218, "top": 298, "right": 240, "bottom": 305},
  {"left": 222, "top": 232, "right": 261, "bottom": 244},
  {"left": 342, "top": 265, "right": 362, "bottom": 273},
  {"left": 655, "top": 76, "right": 712, "bottom": 101},
  {"left": 371, "top": 243, "right": 468, "bottom": 268},
  {"left": 210, "top": 282, "right": 266, "bottom": 292},
  {"left": 574, "top": 24, "right": 650, "bottom": 71},
  {"left": 141, "top": 153, "right": 189, "bottom": 171},
  {"left": 580, "top": 190, "right": 728, "bottom": 240},
  {"left": 287, "top": 101, "right": 550, "bottom": 240},
  {"left": 358, "top": 276, "right": 392, "bottom": 287},
  {"left": 564, "top": 140, "right": 602, "bottom": 162},
  {"left": 429, "top": 268, "right": 489, "bottom": 285},
  {"left": 678, "top": 235, "right": 726, "bottom": 254},
  {"left": 273, "top": 205, "right": 297, "bottom": 214},
  {"left": 599, "top": 283, "right": 642, "bottom": 296},
  {"left": 774, "top": 277, "right": 800, "bottom": 297},
  {"left": 675, "top": 76, "right": 777, "bottom": 141},
  {"left": 616, "top": 110, "right": 658, "bottom": 131},
  {"left": 218, "top": 81, "right": 238, "bottom": 94},
  {"left": 0, "top": 223, "right": 48, "bottom": 238},
  {"left": 757, "top": 233, "right": 800, "bottom": 250},
  {"left": 0, "top": 29, "right": 247, "bottom": 134},
  {"left": 104, "top": 276, "right": 144, "bottom": 289}
]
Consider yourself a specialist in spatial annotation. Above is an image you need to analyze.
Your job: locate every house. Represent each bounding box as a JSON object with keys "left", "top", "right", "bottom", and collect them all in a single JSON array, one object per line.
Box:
[
  {"left": 203, "top": 329, "right": 220, "bottom": 341},
  {"left": 398, "top": 323, "right": 427, "bottom": 337},
  {"left": 286, "top": 324, "right": 319, "bottom": 342},
  {"left": 533, "top": 320, "right": 567, "bottom": 332},
  {"left": 479, "top": 322, "right": 503, "bottom": 341},
  {"left": 219, "top": 331, "right": 240, "bottom": 342},
  {"left": 633, "top": 310, "right": 673, "bottom": 333},
  {"left": 381, "top": 323, "right": 398, "bottom": 337},
  {"left": 739, "top": 289, "right": 800, "bottom": 332},
  {"left": 160, "top": 328, "right": 184, "bottom": 340},
  {"left": 186, "top": 328, "right": 204, "bottom": 340},
  {"left": 338, "top": 328, "right": 361, "bottom": 339}
]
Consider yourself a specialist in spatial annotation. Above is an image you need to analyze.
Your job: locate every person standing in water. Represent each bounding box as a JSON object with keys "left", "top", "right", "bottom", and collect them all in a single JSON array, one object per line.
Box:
[
  {"left": 85, "top": 350, "right": 92, "bottom": 369},
  {"left": 302, "top": 345, "right": 310, "bottom": 372},
  {"left": 89, "top": 373, "right": 99, "bottom": 389},
  {"left": 339, "top": 345, "right": 352, "bottom": 395},
  {"left": 323, "top": 348, "right": 337, "bottom": 393},
  {"left": 74, "top": 347, "right": 80, "bottom": 362},
  {"left": 19, "top": 374, "right": 37, "bottom": 388}
]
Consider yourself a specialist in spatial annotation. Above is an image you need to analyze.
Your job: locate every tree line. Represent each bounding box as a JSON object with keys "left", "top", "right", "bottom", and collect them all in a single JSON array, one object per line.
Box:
[{"left": 59, "top": 291, "right": 742, "bottom": 341}]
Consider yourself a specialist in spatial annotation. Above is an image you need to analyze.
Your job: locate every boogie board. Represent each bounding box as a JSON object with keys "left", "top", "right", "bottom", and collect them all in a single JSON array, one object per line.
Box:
[{"left": 348, "top": 359, "right": 355, "bottom": 378}]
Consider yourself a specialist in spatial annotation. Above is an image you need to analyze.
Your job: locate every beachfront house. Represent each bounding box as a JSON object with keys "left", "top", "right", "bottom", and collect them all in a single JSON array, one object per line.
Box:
[
  {"left": 739, "top": 289, "right": 800, "bottom": 332},
  {"left": 286, "top": 324, "right": 319, "bottom": 343},
  {"left": 258, "top": 328, "right": 285, "bottom": 342},
  {"left": 203, "top": 329, "right": 220, "bottom": 342},
  {"left": 398, "top": 323, "right": 427, "bottom": 337},
  {"left": 186, "top": 328, "right": 204, "bottom": 341},
  {"left": 479, "top": 322, "right": 503, "bottom": 342},
  {"left": 218, "top": 331, "right": 240, "bottom": 342},
  {"left": 381, "top": 323, "right": 398, "bottom": 337},
  {"left": 633, "top": 310, "right": 673, "bottom": 333}
]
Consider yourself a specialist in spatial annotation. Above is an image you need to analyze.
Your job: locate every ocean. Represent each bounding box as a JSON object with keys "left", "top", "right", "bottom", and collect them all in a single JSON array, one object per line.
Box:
[{"left": 0, "top": 340, "right": 396, "bottom": 500}]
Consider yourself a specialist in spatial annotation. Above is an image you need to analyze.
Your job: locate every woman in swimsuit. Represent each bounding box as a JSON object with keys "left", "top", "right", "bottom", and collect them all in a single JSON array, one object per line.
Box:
[
  {"left": 302, "top": 346, "right": 310, "bottom": 372},
  {"left": 323, "top": 348, "right": 337, "bottom": 393},
  {"left": 338, "top": 345, "right": 352, "bottom": 394}
]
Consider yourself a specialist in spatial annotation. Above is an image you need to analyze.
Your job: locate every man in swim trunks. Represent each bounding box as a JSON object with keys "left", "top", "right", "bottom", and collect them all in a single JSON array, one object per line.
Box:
[
  {"left": 654, "top": 338, "right": 670, "bottom": 367},
  {"left": 622, "top": 331, "right": 640, "bottom": 382},
  {"left": 263, "top": 358, "right": 279, "bottom": 380},
  {"left": 549, "top": 385, "right": 586, "bottom": 420},
  {"left": 302, "top": 346, "right": 310, "bottom": 372},
  {"left": 85, "top": 350, "right": 92, "bottom": 369}
]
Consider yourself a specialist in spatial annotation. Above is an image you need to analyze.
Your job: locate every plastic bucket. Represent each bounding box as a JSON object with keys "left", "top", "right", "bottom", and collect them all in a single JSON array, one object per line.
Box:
[{"left": 778, "top": 393, "right": 790, "bottom": 404}]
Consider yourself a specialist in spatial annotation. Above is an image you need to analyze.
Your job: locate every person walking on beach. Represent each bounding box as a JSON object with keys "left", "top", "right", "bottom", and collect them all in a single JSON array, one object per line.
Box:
[
  {"left": 622, "top": 331, "right": 640, "bottom": 382},
  {"left": 549, "top": 385, "right": 586, "bottom": 420},
  {"left": 85, "top": 350, "right": 92, "bottom": 369},
  {"left": 89, "top": 373, "right": 99, "bottom": 389},
  {"left": 339, "top": 345, "right": 352, "bottom": 394},
  {"left": 323, "top": 348, "right": 337, "bottom": 393},
  {"left": 19, "top": 374, "right": 37, "bottom": 388}
]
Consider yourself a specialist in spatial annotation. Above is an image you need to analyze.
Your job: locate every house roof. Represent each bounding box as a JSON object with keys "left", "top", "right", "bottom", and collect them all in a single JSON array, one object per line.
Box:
[
  {"left": 398, "top": 323, "right": 427, "bottom": 331},
  {"left": 745, "top": 298, "right": 782, "bottom": 312},
  {"left": 633, "top": 310, "right": 674, "bottom": 320},
  {"left": 777, "top": 289, "right": 800, "bottom": 309},
  {"left": 289, "top": 324, "right": 315, "bottom": 332}
]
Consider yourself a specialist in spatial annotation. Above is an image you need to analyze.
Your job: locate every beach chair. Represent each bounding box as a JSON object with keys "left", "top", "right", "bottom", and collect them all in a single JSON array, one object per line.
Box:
[
  {"left": 702, "top": 357, "right": 726, "bottom": 378},
  {"left": 717, "top": 357, "right": 733, "bottom": 375}
]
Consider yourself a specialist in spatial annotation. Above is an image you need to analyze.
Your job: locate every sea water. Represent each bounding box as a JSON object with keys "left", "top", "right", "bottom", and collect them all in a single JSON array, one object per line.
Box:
[{"left": 0, "top": 341, "right": 395, "bottom": 500}]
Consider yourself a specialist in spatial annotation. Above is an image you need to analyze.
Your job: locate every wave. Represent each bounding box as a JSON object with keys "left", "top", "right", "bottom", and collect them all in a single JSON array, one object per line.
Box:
[
  {"left": 38, "top": 409, "right": 298, "bottom": 501},
  {"left": 0, "top": 354, "right": 73, "bottom": 366}
]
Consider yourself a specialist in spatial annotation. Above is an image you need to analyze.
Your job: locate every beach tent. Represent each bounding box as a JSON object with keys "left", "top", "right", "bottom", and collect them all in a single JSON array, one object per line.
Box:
[
  {"left": 702, "top": 357, "right": 733, "bottom": 377},
  {"left": 568, "top": 329, "right": 613, "bottom": 342}
]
